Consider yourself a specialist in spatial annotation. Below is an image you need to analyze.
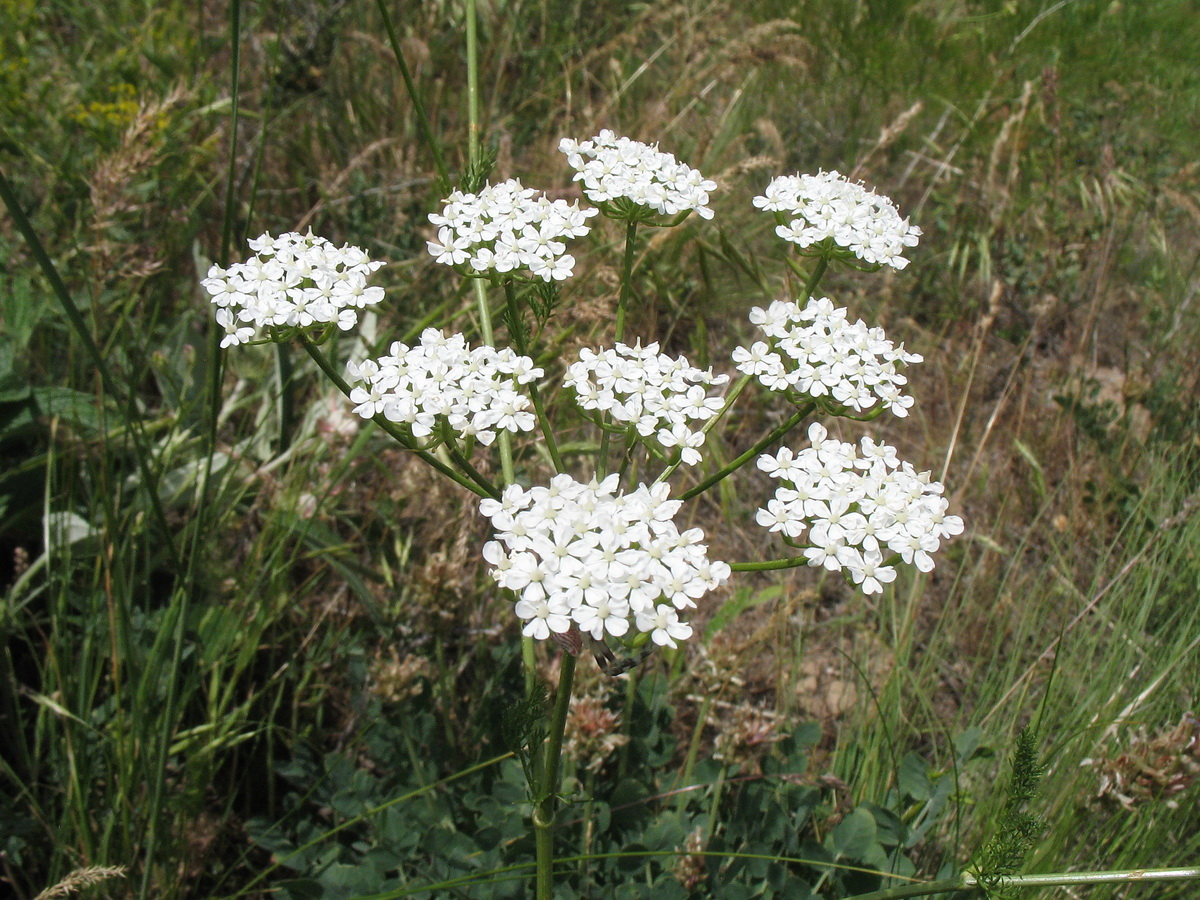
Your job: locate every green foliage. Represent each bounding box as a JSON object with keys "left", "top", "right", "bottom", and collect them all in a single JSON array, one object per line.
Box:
[
  {"left": 974, "top": 728, "right": 1047, "bottom": 894},
  {"left": 3, "top": 0, "right": 1200, "bottom": 898},
  {"left": 244, "top": 679, "right": 975, "bottom": 898},
  {"left": 502, "top": 678, "right": 548, "bottom": 796}
]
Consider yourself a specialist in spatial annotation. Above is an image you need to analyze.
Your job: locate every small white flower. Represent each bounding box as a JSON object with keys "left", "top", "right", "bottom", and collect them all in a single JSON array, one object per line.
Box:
[{"left": 635, "top": 605, "right": 693, "bottom": 648}]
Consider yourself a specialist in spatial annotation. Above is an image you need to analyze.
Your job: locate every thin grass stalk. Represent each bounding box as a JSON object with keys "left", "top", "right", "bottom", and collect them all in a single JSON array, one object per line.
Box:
[
  {"left": 848, "top": 865, "right": 1200, "bottom": 900},
  {"left": 0, "top": 169, "right": 182, "bottom": 576},
  {"left": 142, "top": 4, "right": 244, "bottom": 882},
  {"left": 375, "top": 0, "right": 451, "bottom": 191}
]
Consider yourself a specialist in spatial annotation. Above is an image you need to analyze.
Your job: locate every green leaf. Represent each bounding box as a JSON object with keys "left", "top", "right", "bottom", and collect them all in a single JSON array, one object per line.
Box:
[
  {"left": 32, "top": 386, "right": 119, "bottom": 433},
  {"left": 955, "top": 726, "right": 986, "bottom": 764},
  {"left": 898, "top": 751, "right": 932, "bottom": 801},
  {"left": 827, "top": 807, "right": 877, "bottom": 860}
]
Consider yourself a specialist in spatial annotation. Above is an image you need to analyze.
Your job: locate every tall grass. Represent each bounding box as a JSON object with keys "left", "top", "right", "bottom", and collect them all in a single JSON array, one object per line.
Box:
[{"left": 1, "top": 0, "right": 1198, "bottom": 897}]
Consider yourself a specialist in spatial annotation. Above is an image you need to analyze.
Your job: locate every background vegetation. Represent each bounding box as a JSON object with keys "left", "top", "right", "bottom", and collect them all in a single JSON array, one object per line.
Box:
[{"left": 1, "top": 0, "right": 1198, "bottom": 897}]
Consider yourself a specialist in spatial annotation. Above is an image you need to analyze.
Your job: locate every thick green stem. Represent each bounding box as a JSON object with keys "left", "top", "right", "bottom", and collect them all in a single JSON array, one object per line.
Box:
[
  {"left": 802, "top": 254, "right": 829, "bottom": 298},
  {"left": 613, "top": 219, "right": 639, "bottom": 344},
  {"left": 534, "top": 652, "right": 578, "bottom": 900},
  {"left": 679, "top": 402, "right": 814, "bottom": 501},
  {"left": 298, "top": 337, "right": 498, "bottom": 498},
  {"left": 729, "top": 556, "right": 810, "bottom": 572},
  {"left": 465, "top": 0, "right": 481, "bottom": 165}
]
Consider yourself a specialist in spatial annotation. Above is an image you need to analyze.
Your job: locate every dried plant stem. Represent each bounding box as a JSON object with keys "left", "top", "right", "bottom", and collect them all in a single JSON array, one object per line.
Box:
[{"left": 34, "top": 867, "right": 127, "bottom": 900}]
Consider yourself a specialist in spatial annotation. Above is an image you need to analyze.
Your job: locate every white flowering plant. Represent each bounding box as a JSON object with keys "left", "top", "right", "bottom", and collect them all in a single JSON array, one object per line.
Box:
[{"left": 206, "top": 124, "right": 962, "bottom": 897}]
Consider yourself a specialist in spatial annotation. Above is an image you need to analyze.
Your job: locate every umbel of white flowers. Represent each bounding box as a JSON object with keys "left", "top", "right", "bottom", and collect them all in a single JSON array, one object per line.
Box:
[
  {"left": 734, "top": 296, "right": 923, "bottom": 417},
  {"left": 426, "top": 179, "right": 597, "bottom": 282},
  {"left": 201, "top": 230, "right": 386, "bottom": 347},
  {"left": 559, "top": 130, "right": 718, "bottom": 220},
  {"left": 205, "top": 134, "right": 963, "bottom": 649},
  {"left": 753, "top": 170, "right": 922, "bottom": 269},
  {"left": 345, "top": 328, "right": 543, "bottom": 446},
  {"left": 757, "top": 423, "right": 964, "bottom": 594},
  {"left": 479, "top": 475, "right": 731, "bottom": 647},
  {"left": 565, "top": 341, "right": 729, "bottom": 466}
]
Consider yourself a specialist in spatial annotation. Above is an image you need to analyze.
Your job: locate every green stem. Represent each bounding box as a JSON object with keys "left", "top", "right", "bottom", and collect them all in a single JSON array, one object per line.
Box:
[
  {"left": 466, "top": 0, "right": 481, "bottom": 166},
  {"left": 616, "top": 667, "right": 637, "bottom": 780},
  {"left": 503, "top": 282, "right": 563, "bottom": 473},
  {"left": 675, "top": 693, "right": 712, "bottom": 815},
  {"left": 440, "top": 422, "right": 497, "bottom": 495},
  {"left": 729, "top": 556, "right": 810, "bottom": 572},
  {"left": 969, "top": 866, "right": 1200, "bottom": 890},
  {"left": 581, "top": 768, "right": 596, "bottom": 897},
  {"left": 522, "top": 636, "right": 537, "bottom": 696},
  {"left": 297, "top": 337, "right": 498, "bottom": 498},
  {"left": 613, "top": 220, "right": 639, "bottom": 344},
  {"left": 679, "top": 402, "right": 814, "bottom": 501},
  {"left": 848, "top": 865, "right": 1200, "bottom": 900},
  {"left": 655, "top": 372, "right": 752, "bottom": 487},
  {"left": 802, "top": 254, "right": 829, "bottom": 298},
  {"left": 470, "top": 281, "right": 515, "bottom": 490},
  {"left": 598, "top": 220, "right": 640, "bottom": 476},
  {"left": 534, "top": 652, "right": 578, "bottom": 900},
  {"left": 528, "top": 382, "right": 564, "bottom": 474},
  {"left": 375, "top": 0, "right": 451, "bottom": 192}
]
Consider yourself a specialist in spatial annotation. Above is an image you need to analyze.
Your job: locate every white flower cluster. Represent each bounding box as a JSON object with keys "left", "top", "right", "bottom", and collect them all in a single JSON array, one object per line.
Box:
[
  {"left": 753, "top": 171, "right": 921, "bottom": 270},
  {"left": 345, "top": 329, "right": 543, "bottom": 445},
  {"left": 426, "top": 179, "right": 597, "bottom": 282},
  {"left": 480, "top": 475, "right": 731, "bottom": 648},
  {"left": 757, "top": 423, "right": 963, "bottom": 594},
  {"left": 565, "top": 342, "right": 730, "bottom": 466},
  {"left": 559, "top": 130, "right": 717, "bottom": 220},
  {"left": 202, "top": 231, "right": 385, "bottom": 347},
  {"left": 734, "top": 297, "right": 922, "bottom": 417}
]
